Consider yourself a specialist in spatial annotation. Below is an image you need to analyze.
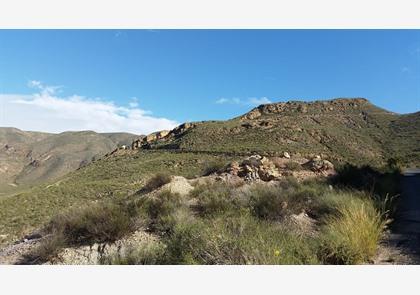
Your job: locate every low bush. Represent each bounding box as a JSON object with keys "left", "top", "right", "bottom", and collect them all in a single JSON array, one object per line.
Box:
[
  {"left": 24, "top": 201, "right": 135, "bottom": 263},
  {"left": 145, "top": 190, "right": 184, "bottom": 233},
  {"left": 192, "top": 182, "right": 239, "bottom": 216},
  {"left": 332, "top": 163, "right": 401, "bottom": 216},
  {"left": 160, "top": 212, "right": 319, "bottom": 264},
  {"left": 246, "top": 182, "right": 327, "bottom": 220},
  {"left": 142, "top": 173, "right": 172, "bottom": 193},
  {"left": 318, "top": 197, "right": 387, "bottom": 264},
  {"left": 19, "top": 233, "right": 66, "bottom": 264},
  {"left": 47, "top": 202, "right": 134, "bottom": 245},
  {"left": 201, "top": 160, "right": 226, "bottom": 176},
  {"left": 247, "top": 185, "right": 288, "bottom": 220}
]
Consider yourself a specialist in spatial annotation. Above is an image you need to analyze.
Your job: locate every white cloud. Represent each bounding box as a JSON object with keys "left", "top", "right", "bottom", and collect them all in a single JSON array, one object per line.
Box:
[
  {"left": 0, "top": 82, "right": 179, "bottom": 134},
  {"left": 215, "top": 98, "right": 230, "bottom": 104},
  {"left": 215, "top": 97, "right": 272, "bottom": 106},
  {"left": 248, "top": 97, "right": 272, "bottom": 105}
]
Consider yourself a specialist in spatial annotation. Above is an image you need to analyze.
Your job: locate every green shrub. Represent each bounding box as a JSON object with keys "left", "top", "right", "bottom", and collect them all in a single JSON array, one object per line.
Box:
[
  {"left": 19, "top": 233, "right": 66, "bottom": 264},
  {"left": 332, "top": 163, "right": 401, "bottom": 216},
  {"left": 23, "top": 201, "right": 134, "bottom": 264},
  {"left": 161, "top": 212, "right": 319, "bottom": 265},
  {"left": 247, "top": 185, "right": 287, "bottom": 220},
  {"left": 201, "top": 160, "right": 226, "bottom": 176},
  {"left": 47, "top": 202, "right": 133, "bottom": 245},
  {"left": 145, "top": 190, "right": 183, "bottom": 233},
  {"left": 318, "top": 197, "right": 387, "bottom": 264},
  {"left": 192, "top": 182, "right": 238, "bottom": 216},
  {"left": 142, "top": 173, "right": 172, "bottom": 193}
]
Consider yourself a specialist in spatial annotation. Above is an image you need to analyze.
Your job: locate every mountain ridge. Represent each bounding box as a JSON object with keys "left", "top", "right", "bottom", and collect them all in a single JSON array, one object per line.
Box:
[
  {"left": 0, "top": 128, "right": 139, "bottom": 192},
  {"left": 143, "top": 97, "right": 418, "bottom": 167}
]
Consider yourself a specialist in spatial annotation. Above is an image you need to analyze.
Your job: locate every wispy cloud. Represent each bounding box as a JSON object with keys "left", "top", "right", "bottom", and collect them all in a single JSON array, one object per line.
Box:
[
  {"left": 129, "top": 97, "right": 140, "bottom": 108},
  {"left": 215, "top": 97, "right": 272, "bottom": 106},
  {"left": 401, "top": 66, "right": 410, "bottom": 73},
  {"left": 0, "top": 81, "right": 178, "bottom": 134},
  {"left": 248, "top": 97, "right": 272, "bottom": 105}
]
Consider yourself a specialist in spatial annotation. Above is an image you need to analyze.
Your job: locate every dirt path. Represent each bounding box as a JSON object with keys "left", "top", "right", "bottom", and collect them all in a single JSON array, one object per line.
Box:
[{"left": 375, "top": 169, "right": 420, "bottom": 264}]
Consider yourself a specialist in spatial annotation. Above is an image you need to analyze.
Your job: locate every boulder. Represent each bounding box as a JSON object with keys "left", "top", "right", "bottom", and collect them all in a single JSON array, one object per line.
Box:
[
  {"left": 304, "top": 156, "right": 334, "bottom": 173},
  {"left": 283, "top": 152, "right": 291, "bottom": 159}
]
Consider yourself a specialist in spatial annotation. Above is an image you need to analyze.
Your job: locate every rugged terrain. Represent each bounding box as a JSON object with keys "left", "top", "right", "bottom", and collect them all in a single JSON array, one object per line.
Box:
[
  {"left": 0, "top": 97, "right": 418, "bottom": 264},
  {"left": 148, "top": 98, "right": 419, "bottom": 167},
  {"left": 0, "top": 128, "right": 138, "bottom": 194}
]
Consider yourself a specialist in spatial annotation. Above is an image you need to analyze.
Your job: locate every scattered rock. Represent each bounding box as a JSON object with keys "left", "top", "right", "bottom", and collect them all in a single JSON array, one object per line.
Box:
[
  {"left": 304, "top": 156, "right": 335, "bottom": 174},
  {"left": 223, "top": 155, "right": 281, "bottom": 182}
]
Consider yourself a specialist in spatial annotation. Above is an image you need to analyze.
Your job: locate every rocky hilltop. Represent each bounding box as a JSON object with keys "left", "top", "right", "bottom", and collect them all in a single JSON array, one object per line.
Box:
[{"left": 135, "top": 98, "right": 418, "bottom": 167}]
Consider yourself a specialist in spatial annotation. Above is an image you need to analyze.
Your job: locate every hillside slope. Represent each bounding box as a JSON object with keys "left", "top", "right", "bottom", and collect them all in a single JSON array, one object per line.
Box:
[
  {"left": 0, "top": 128, "right": 139, "bottom": 192},
  {"left": 0, "top": 97, "right": 418, "bottom": 246},
  {"left": 150, "top": 98, "right": 418, "bottom": 166}
]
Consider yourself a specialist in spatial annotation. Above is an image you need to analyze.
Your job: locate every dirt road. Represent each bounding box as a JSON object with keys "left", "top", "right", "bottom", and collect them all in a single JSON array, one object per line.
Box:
[{"left": 375, "top": 169, "right": 420, "bottom": 264}]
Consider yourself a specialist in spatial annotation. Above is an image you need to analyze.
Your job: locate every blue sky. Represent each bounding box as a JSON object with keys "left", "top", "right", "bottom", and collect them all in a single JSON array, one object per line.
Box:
[{"left": 0, "top": 30, "right": 419, "bottom": 134}]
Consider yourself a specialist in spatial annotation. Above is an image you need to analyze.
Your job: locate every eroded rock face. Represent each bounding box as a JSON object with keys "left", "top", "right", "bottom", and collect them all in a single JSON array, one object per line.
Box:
[{"left": 143, "top": 130, "right": 170, "bottom": 143}]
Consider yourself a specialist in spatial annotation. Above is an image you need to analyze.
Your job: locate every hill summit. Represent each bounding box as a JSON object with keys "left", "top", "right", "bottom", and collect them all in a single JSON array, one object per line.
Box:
[{"left": 139, "top": 98, "right": 419, "bottom": 167}]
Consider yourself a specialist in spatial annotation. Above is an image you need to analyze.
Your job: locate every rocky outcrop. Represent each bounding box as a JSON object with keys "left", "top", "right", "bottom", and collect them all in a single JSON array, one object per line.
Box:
[
  {"left": 144, "top": 130, "right": 170, "bottom": 143},
  {"left": 169, "top": 122, "right": 196, "bottom": 137},
  {"left": 225, "top": 155, "right": 281, "bottom": 181},
  {"left": 242, "top": 98, "right": 371, "bottom": 120},
  {"left": 131, "top": 123, "right": 197, "bottom": 150}
]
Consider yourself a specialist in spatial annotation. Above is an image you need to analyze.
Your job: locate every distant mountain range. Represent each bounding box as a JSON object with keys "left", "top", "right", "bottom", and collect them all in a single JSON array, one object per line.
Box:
[{"left": 0, "top": 128, "right": 138, "bottom": 191}]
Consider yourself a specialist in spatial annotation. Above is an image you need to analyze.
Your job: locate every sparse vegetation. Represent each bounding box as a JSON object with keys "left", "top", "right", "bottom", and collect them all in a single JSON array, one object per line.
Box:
[
  {"left": 201, "top": 160, "right": 226, "bottom": 176},
  {"left": 47, "top": 201, "right": 134, "bottom": 245},
  {"left": 192, "top": 182, "right": 238, "bottom": 216},
  {"left": 142, "top": 173, "right": 172, "bottom": 193},
  {"left": 160, "top": 212, "right": 319, "bottom": 265},
  {"left": 15, "top": 174, "right": 390, "bottom": 265},
  {"left": 332, "top": 163, "right": 401, "bottom": 216},
  {"left": 23, "top": 201, "right": 136, "bottom": 264},
  {"left": 285, "top": 161, "right": 303, "bottom": 171},
  {"left": 2, "top": 98, "right": 411, "bottom": 264},
  {"left": 145, "top": 190, "right": 184, "bottom": 233},
  {"left": 100, "top": 241, "right": 166, "bottom": 265},
  {"left": 124, "top": 178, "right": 387, "bottom": 265}
]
